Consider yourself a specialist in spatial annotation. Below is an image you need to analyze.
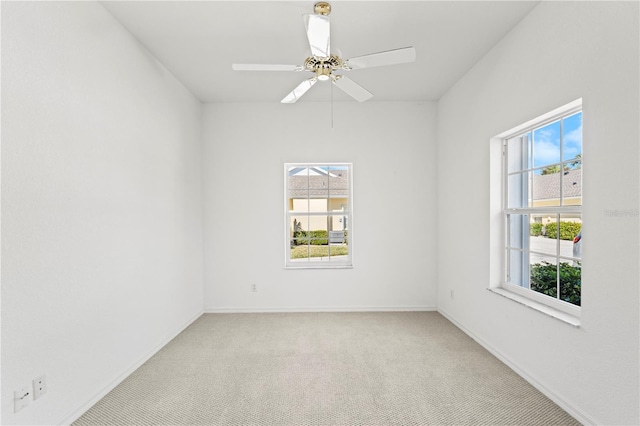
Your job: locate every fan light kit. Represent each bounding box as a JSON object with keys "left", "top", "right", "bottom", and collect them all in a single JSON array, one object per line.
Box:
[{"left": 232, "top": 2, "right": 416, "bottom": 103}]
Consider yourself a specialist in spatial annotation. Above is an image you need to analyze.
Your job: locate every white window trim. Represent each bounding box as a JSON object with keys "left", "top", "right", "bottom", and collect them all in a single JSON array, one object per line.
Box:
[
  {"left": 489, "top": 99, "right": 582, "bottom": 325},
  {"left": 284, "top": 162, "right": 353, "bottom": 269}
]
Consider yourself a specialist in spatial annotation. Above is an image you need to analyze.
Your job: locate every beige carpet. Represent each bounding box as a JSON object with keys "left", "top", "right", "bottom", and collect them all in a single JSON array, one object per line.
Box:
[{"left": 74, "top": 312, "right": 579, "bottom": 425}]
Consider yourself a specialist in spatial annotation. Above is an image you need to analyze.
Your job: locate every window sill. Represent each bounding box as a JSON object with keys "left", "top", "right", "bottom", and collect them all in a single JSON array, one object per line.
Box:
[
  {"left": 488, "top": 287, "right": 580, "bottom": 327},
  {"left": 285, "top": 264, "right": 353, "bottom": 270}
]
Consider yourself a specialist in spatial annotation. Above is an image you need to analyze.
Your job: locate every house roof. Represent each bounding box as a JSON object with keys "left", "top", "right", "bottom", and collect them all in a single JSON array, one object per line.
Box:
[
  {"left": 288, "top": 169, "right": 350, "bottom": 199},
  {"left": 287, "top": 167, "right": 580, "bottom": 201},
  {"left": 532, "top": 168, "right": 582, "bottom": 200}
]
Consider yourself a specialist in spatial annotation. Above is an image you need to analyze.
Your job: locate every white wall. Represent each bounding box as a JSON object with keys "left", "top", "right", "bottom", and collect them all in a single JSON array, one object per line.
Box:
[
  {"left": 436, "top": 2, "right": 639, "bottom": 425},
  {"left": 1, "top": 2, "right": 203, "bottom": 424},
  {"left": 203, "top": 102, "right": 437, "bottom": 312}
]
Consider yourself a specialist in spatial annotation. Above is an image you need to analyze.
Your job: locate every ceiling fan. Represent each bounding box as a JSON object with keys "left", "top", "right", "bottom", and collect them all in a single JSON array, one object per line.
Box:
[{"left": 232, "top": 2, "right": 416, "bottom": 103}]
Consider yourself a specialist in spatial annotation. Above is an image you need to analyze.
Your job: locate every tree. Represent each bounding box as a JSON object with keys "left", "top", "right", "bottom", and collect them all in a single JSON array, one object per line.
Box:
[
  {"left": 541, "top": 165, "right": 561, "bottom": 175},
  {"left": 568, "top": 154, "right": 582, "bottom": 169},
  {"left": 540, "top": 155, "right": 582, "bottom": 175}
]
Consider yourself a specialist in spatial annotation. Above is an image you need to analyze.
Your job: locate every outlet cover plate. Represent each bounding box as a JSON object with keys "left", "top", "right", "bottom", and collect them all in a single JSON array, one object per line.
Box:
[{"left": 33, "top": 375, "right": 47, "bottom": 400}]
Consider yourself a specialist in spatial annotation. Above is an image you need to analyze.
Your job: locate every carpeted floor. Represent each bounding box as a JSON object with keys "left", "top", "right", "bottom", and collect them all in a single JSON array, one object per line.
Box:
[{"left": 74, "top": 312, "right": 579, "bottom": 425}]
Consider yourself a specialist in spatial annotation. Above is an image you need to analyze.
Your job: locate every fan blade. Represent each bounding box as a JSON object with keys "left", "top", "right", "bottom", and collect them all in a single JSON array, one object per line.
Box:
[
  {"left": 345, "top": 47, "right": 416, "bottom": 70},
  {"left": 304, "top": 14, "right": 330, "bottom": 58},
  {"left": 232, "top": 64, "right": 302, "bottom": 71},
  {"left": 281, "top": 78, "right": 318, "bottom": 103},
  {"left": 332, "top": 76, "right": 373, "bottom": 102}
]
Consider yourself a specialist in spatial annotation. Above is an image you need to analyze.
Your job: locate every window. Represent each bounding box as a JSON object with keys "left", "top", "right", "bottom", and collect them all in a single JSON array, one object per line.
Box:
[
  {"left": 285, "top": 163, "right": 352, "bottom": 268},
  {"left": 502, "top": 102, "right": 582, "bottom": 314}
]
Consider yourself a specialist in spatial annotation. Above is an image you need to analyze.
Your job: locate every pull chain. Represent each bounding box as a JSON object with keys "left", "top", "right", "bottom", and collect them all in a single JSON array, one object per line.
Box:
[{"left": 330, "top": 78, "right": 334, "bottom": 128}]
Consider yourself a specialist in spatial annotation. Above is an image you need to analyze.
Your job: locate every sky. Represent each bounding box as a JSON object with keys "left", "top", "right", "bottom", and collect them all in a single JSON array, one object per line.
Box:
[{"left": 532, "top": 112, "right": 582, "bottom": 169}]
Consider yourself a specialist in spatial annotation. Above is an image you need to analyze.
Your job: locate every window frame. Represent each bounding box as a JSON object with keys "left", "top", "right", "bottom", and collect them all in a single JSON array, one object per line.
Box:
[
  {"left": 284, "top": 162, "right": 353, "bottom": 269},
  {"left": 492, "top": 100, "right": 582, "bottom": 320}
]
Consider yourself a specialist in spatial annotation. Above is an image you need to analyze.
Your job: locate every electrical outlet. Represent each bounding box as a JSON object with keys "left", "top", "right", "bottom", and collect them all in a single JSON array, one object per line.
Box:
[
  {"left": 450, "top": 290, "right": 454, "bottom": 299},
  {"left": 33, "top": 375, "right": 47, "bottom": 400},
  {"left": 14, "top": 386, "right": 30, "bottom": 413},
  {"left": 251, "top": 283, "right": 257, "bottom": 292}
]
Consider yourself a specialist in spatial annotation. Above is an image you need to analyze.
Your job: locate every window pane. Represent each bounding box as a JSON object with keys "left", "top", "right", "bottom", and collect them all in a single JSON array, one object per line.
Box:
[
  {"left": 530, "top": 217, "right": 558, "bottom": 259},
  {"left": 507, "top": 134, "right": 530, "bottom": 173},
  {"left": 563, "top": 112, "right": 582, "bottom": 162},
  {"left": 328, "top": 165, "right": 349, "bottom": 176},
  {"left": 571, "top": 226, "right": 582, "bottom": 262},
  {"left": 532, "top": 168, "right": 561, "bottom": 207},
  {"left": 541, "top": 216, "right": 558, "bottom": 241},
  {"left": 507, "top": 172, "right": 532, "bottom": 208},
  {"left": 508, "top": 249, "right": 528, "bottom": 288},
  {"left": 530, "top": 256, "right": 558, "bottom": 300},
  {"left": 328, "top": 165, "right": 350, "bottom": 201},
  {"left": 508, "top": 214, "right": 529, "bottom": 250},
  {"left": 559, "top": 214, "right": 581, "bottom": 260},
  {"left": 327, "top": 211, "right": 347, "bottom": 234},
  {"left": 308, "top": 198, "right": 327, "bottom": 213},
  {"left": 288, "top": 166, "right": 308, "bottom": 207},
  {"left": 290, "top": 198, "right": 310, "bottom": 212},
  {"left": 309, "top": 216, "right": 329, "bottom": 246},
  {"left": 290, "top": 215, "right": 309, "bottom": 248},
  {"left": 533, "top": 120, "right": 561, "bottom": 169},
  {"left": 290, "top": 245, "right": 311, "bottom": 261},
  {"left": 562, "top": 162, "right": 581, "bottom": 206},
  {"left": 559, "top": 261, "right": 581, "bottom": 306},
  {"left": 308, "top": 166, "right": 329, "bottom": 197}
]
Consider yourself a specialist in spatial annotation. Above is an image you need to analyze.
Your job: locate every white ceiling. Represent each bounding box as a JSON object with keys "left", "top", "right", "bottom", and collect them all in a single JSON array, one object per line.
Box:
[{"left": 101, "top": 1, "right": 539, "bottom": 103}]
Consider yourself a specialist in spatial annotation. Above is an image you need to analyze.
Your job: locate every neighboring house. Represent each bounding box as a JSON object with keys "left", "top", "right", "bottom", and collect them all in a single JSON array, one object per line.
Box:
[
  {"left": 531, "top": 168, "right": 582, "bottom": 224},
  {"left": 287, "top": 166, "right": 349, "bottom": 239}
]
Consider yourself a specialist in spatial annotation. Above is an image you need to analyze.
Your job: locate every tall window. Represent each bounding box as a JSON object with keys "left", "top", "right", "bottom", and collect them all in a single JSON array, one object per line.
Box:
[
  {"left": 285, "top": 163, "right": 352, "bottom": 268},
  {"left": 503, "top": 103, "right": 582, "bottom": 311}
]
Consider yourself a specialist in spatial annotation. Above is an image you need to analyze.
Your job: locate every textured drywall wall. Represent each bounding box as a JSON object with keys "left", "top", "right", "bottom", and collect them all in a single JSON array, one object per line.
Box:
[
  {"left": 436, "top": 2, "right": 639, "bottom": 424},
  {"left": 1, "top": 2, "right": 204, "bottom": 423},
  {"left": 202, "top": 101, "right": 437, "bottom": 312}
]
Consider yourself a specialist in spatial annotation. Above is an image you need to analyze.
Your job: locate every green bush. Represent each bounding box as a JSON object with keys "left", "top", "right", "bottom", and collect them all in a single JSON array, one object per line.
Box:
[
  {"left": 530, "top": 261, "right": 581, "bottom": 306},
  {"left": 292, "top": 230, "right": 328, "bottom": 245},
  {"left": 544, "top": 222, "right": 581, "bottom": 240},
  {"left": 530, "top": 223, "right": 544, "bottom": 236}
]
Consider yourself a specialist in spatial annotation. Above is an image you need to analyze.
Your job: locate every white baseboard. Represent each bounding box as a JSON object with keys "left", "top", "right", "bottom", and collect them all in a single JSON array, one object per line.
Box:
[
  {"left": 437, "top": 308, "right": 597, "bottom": 426},
  {"left": 204, "top": 305, "right": 437, "bottom": 313},
  {"left": 57, "top": 310, "right": 204, "bottom": 426}
]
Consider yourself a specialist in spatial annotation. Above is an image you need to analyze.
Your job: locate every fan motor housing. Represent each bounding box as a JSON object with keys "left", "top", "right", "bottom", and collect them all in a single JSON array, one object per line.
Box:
[{"left": 304, "top": 55, "right": 344, "bottom": 80}]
